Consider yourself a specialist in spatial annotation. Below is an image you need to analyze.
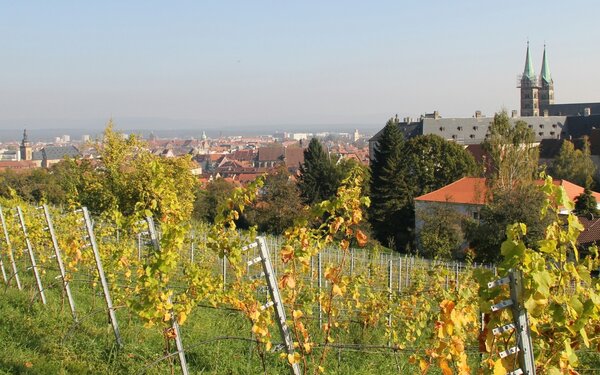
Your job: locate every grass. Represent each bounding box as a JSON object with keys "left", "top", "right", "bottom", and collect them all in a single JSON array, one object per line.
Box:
[{"left": 0, "top": 274, "right": 414, "bottom": 374}]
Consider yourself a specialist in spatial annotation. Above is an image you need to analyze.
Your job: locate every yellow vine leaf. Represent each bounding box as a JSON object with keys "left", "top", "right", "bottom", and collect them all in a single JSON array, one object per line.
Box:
[{"left": 492, "top": 358, "right": 508, "bottom": 375}]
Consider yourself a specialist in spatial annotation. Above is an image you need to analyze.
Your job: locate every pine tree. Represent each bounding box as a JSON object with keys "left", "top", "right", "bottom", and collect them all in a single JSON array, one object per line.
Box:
[
  {"left": 298, "top": 138, "right": 340, "bottom": 204},
  {"left": 368, "top": 117, "right": 411, "bottom": 250},
  {"left": 574, "top": 184, "right": 600, "bottom": 218}
]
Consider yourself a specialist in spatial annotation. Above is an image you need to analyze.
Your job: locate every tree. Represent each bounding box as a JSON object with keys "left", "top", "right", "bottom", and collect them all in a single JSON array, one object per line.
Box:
[
  {"left": 369, "top": 117, "right": 411, "bottom": 249},
  {"left": 466, "top": 184, "right": 548, "bottom": 263},
  {"left": 193, "top": 178, "right": 236, "bottom": 223},
  {"left": 549, "top": 137, "right": 596, "bottom": 187},
  {"left": 416, "top": 203, "right": 468, "bottom": 260},
  {"left": 297, "top": 138, "right": 341, "bottom": 204},
  {"left": 574, "top": 186, "right": 600, "bottom": 218},
  {"left": 245, "top": 166, "right": 306, "bottom": 234},
  {"left": 483, "top": 111, "right": 539, "bottom": 191},
  {"left": 403, "top": 134, "right": 479, "bottom": 194}
]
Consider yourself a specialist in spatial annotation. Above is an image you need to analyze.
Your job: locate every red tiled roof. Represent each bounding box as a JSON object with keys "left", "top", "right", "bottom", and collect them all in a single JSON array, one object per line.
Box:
[
  {"left": 576, "top": 216, "right": 600, "bottom": 245},
  {"left": 284, "top": 147, "right": 304, "bottom": 170},
  {"left": 0, "top": 160, "right": 39, "bottom": 171},
  {"left": 415, "top": 177, "right": 488, "bottom": 205},
  {"left": 415, "top": 177, "right": 600, "bottom": 206},
  {"left": 258, "top": 147, "right": 284, "bottom": 162}
]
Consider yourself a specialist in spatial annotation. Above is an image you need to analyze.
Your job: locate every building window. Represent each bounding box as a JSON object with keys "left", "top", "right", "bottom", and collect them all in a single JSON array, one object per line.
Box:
[{"left": 473, "top": 211, "right": 480, "bottom": 220}]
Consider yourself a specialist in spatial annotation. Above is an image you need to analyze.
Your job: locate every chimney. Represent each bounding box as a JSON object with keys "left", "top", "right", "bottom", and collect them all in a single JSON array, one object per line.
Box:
[
  {"left": 475, "top": 110, "right": 482, "bottom": 118},
  {"left": 543, "top": 109, "right": 549, "bottom": 117},
  {"left": 434, "top": 110, "right": 440, "bottom": 119},
  {"left": 584, "top": 107, "right": 591, "bottom": 116},
  {"left": 511, "top": 110, "right": 518, "bottom": 118}
]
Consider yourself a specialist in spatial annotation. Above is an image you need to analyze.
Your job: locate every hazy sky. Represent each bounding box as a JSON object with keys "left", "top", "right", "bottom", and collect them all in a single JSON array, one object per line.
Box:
[{"left": 1, "top": 1, "right": 599, "bottom": 131}]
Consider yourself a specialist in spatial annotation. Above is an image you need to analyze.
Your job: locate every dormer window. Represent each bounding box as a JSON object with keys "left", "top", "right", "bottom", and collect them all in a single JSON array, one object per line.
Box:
[
  {"left": 439, "top": 126, "right": 445, "bottom": 131},
  {"left": 539, "top": 124, "right": 544, "bottom": 129},
  {"left": 457, "top": 126, "right": 463, "bottom": 131},
  {"left": 470, "top": 134, "right": 475, "bottom": 139},
  {"left": 473, "top": 126, "right": 479, "bottom": 131},
  {"left": 538, "top": 132, "right": 544, "bottom": 136}
]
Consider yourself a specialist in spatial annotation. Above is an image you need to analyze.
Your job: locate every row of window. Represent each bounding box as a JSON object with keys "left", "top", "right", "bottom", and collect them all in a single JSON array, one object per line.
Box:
[{"left": 440, "top": 125, "right": 479, "bottom": 131}]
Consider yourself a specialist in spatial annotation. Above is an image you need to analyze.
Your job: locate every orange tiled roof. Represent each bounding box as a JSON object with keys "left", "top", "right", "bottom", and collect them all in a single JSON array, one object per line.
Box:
[
  {"left": 415, "top": 177, "right": 488, "bottom": 205},
  {"left": 415, "top": 177, "right": 600, "bottom": 205}
]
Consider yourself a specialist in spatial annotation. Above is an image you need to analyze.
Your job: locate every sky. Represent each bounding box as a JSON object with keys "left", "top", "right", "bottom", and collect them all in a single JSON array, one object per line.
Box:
[{"left": 1, "top": 1, "right": 599, "bottom": 134}]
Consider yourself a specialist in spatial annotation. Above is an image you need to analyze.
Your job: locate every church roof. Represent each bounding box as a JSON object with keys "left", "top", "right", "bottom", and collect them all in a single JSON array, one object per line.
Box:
[
  {"left": 540, "top": 45, "right": 552, "bottom": 85},
  {"left": 32, "top": 145, "right": 80, "bottom": 161},
  {"left": 522, "top": 42, "right": 537, "bottom": 82}
]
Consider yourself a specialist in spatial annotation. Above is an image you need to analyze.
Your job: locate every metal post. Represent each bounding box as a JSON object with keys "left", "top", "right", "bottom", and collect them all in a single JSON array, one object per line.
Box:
[
  {"left": 1, "top": 206, "right": 22, "bottom": 290},
  {"left": 144, "top": 216, "right": 189, "bottom": 375},
  {"left": 190, "top": 232, "right": 195, "bottom": 263},
  {"left": 256, "top": 237, "right": 301, "bottom": 375},
  {"left": 137, "top": 233, "right": 142, "bottom": 261},
  {"left": 318, "top": 252, "right": 323, "bottom": 328},
  {"left": 509, "top": 270, "right": 536, "bottom": 374},
  {"left": 398, "top": 257, "right": 402, "bottom": 292},
  {"left": 487, "top": 269, "right": 536, "bottom": 375},
  {"left": 387, "top": 259, "right": 392, "bottom": 347},
  {"left": 42, "top": 205, "right": 77, "bottom": 321},
  {"left": 350, "top": 248, "right": 354, "bottom": 277},
  {"left": 222, "top": 256, "right": 227, "bottom": 290},
  {"left": 82, "top": 207, "right": 123, "bottom": 348},
  {"left": 16, "top": 206, "right": 47, "bottom": 304}
]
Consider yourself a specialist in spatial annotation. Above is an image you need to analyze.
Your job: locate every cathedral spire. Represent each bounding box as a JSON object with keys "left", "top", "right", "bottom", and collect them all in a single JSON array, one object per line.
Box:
[
  {"left": 522, "top": 41, "right": 536, "bottom": 82},
  {"left": 540, "top": 44, "right": 552, "bottom": 85}
]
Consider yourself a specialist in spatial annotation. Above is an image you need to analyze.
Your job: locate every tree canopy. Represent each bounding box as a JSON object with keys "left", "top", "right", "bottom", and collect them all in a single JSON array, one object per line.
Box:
[
  {"left": 548, "top": 137, "right": 596, "bottom": 187},
  {"left": 483, "top": 110, "right": 539, "bottom": 192},
  {"left": 297, "top": 138, "right": 342, "bottom": 205},
  {"left": 245, "top": 166, "right": 306, "bottom": 234}
]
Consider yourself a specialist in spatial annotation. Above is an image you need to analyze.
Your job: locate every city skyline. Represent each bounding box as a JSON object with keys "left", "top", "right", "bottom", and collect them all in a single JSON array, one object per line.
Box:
[{"left": 1, "top": 1, "right": 599, "bottom": 131}]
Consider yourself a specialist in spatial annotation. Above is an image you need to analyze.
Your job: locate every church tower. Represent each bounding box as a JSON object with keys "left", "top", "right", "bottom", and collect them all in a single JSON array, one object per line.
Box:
[
  {"left": 518, "top": 42, "right": 539, "bottom": 116},
  {"left": 20, "top": 129, "right": 32, "bottom": 161},
  {"left": 538, "top": 45, "right": 554, "bottom": 114}
]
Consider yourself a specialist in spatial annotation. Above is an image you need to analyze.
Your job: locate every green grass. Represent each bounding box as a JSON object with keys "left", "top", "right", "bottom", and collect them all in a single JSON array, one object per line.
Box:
[{"left": 0, "top": 275, "right": 413, "bottom": 374}]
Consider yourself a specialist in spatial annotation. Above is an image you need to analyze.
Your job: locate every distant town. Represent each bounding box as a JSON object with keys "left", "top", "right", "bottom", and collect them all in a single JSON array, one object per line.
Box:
[{"left": 0, "top": 128, "right": 371, "bottom": 185}]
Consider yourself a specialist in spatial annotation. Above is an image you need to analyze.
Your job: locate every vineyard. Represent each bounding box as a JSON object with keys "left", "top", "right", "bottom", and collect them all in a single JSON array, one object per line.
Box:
[{"left": 0, "top": 173, "right": 599, "bottom": 374}]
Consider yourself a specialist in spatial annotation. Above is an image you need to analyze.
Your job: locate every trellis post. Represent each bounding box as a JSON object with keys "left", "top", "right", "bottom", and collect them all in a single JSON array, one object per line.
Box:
[{"left": 16, "top": 206, "right": 47, "bottom": 304}]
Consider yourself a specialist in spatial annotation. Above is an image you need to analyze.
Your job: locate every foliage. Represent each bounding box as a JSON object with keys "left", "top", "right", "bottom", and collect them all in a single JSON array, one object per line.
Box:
[
  {"left": 574, "top": 186, "right": 600, "bottom": 218},
  {"left": 369, "top": 117, "right": 410, "bottom": 250},
  {"left": 298, "top": 138, "right": 342, "bottom": 205},
  {"left": 193, "top": 177, "right": 236, "bottom": 223},
  {"left": 244, "top": 166, "right": 306, "bottom": 235},
  {"left": 476, "top": 176, "right": 600, "bottom": 373},
  {"left": 416, "top": 203, "right": 468, "bottom": 260},
  {"left": 466, "top": 184, "right": 548, "bottom": 263},
  {"left": 483, "top": 110, "right": 539, "bottom": 191},
  {"left": 403, "top": 134, "right": 479, "bottom": 194},
  {"left": 549, "top": 137, "right": 596, "bottom": 188},
  {"left": 0, "top": 168, "right": 67, "bottom": 205}
]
